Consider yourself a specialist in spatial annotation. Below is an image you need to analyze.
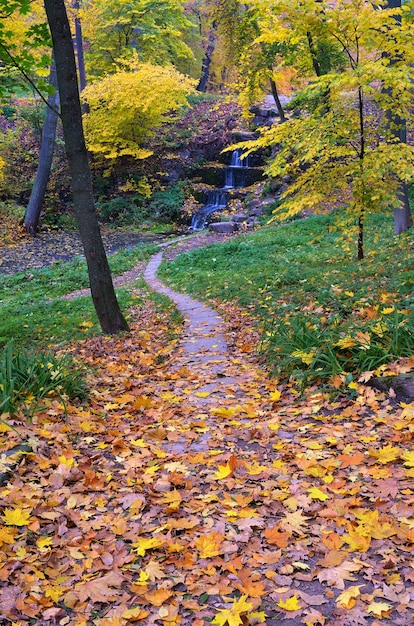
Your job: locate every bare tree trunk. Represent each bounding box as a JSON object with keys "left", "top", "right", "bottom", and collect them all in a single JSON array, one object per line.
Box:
[
  {"left": 72, "top": 0, "right": 87, "bottom": 92},
  {"left": 384, "top": 0, "right": 412, "bottom": 234},
  {"left": 270, "top": 78, "right": 286, "bottom": 122},
  {"left": 43, "top": 0, "right": 129, "bottom": 334},
  {"left": 197, "top": 25, "right": 216, "bottom": 92},
  {"left": 24, "top": 55, "right": 59, "bottom": 234}
]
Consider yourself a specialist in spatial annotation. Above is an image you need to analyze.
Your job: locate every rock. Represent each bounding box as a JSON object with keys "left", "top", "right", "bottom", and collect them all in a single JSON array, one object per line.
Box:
[
  {"left": 368, "top": 374, "right": 414, "bottom": 400},
  {"left": 209, "top": 222, "right": 239, "bottom": 233},
  {"left": 231, "top": 214, "right": 247, "bottom": 223},
  {"left": 248, "top": 208, "right": 264, "bottom": 217}
]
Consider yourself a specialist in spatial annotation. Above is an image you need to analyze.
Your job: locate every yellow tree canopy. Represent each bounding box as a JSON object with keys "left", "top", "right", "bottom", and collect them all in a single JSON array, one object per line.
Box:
[{"left": 82, "top": 59, "right": 196, "bottom": 160}]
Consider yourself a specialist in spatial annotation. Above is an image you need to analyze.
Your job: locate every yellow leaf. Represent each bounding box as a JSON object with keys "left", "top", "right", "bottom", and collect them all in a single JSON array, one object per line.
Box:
[
  {"left": 277, "top": 595, "right": 302, "bottom": 611},
  {"left": 307, "top": 487, "right": 330, "bottom": 501},
  {"left": 195, "top": 391, "right": 210, "bottom": 398},
  {"left": 2, "top": 508, "right": 32, "bottom": 526},
  {"left": 402, "top": 451, "right": 414, "bottom": 467},
  {"left": 195, "top": 532, "right": 224, "bottom": 558},
  {"left": 270, "top": 389, "right": 281, "bottom": 402},
  {"left": 291, "top": 350, "right": 314, "bottom": 364},
  {"left": 131, "top": 536, "right": 165, "bottom": 557},
  {"left": 121, "top": 607, "right": 150, "bottom": 621},
  {"left": 212, "top": 595, "right": 253, "bottom": 626},
  {"left": 214, "top": 462, "right": 232, "bottom": 479},
  {"left": 366, "top": 601, "right": 392, "bottom": 617},
  {"left": 36, "top": 536, "right": 53, "bottom": 550},
  {"left": 336, "top": 585, "right": 362, "bottom": 609},
  {"left": 369, "top": 444, "right": 400, "bottom": 464}
]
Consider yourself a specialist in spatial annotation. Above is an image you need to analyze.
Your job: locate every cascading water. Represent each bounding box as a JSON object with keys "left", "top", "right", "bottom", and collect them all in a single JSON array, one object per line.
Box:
[
  {"left": 190, "top": 190, "right": 227, "bottom": 231},
  {"left": 190, "top": 149, "right": 250, "bottom": 230},
  {"left": 225, "top": 148, "right": 250, "bottom": 189}
]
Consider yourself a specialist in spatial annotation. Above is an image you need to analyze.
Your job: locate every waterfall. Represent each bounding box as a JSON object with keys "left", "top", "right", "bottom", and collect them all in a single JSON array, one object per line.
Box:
[
  {"left": 190, "top": 189, "right": 227, "bottom": 231},
  {"left": 190, "top": 149, "right": 251, "bottom": 230},
  {"left": 224, "top": 149, "right": 250, "bottom": 189}
]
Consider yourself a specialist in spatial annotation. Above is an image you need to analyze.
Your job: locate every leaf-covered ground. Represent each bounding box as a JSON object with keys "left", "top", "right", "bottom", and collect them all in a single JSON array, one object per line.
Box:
[{"left": 0, "top": 246, "right": 413, "bottom": 626}]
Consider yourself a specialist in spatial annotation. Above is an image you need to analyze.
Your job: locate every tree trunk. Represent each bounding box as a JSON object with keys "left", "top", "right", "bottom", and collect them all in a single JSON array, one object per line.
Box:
[
  {"left": 72, "top": 0, "right": 87, "bottom": 92},
  {"left": 358, "top": 213, "right": 364, "bottom": 260},
  {"left": 270, "top": 78, "right": 286, "bottom": 122},
  {"left": 384, "top": 0, "right": 412, "bottom": 234},
  {"left": 23, "top": 55, "right": 59, "bottom": 235},
  {"left": 197, "top": 26, "right": 216, "bottom": 92},
  {"left": 43, "top": 0, "right": 129, "bottom": 335}
]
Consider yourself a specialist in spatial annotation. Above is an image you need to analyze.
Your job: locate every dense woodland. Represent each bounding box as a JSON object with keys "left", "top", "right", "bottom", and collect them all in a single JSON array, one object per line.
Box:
[{"left": 0, "top": 2, "right": 414, "bottom": 625}]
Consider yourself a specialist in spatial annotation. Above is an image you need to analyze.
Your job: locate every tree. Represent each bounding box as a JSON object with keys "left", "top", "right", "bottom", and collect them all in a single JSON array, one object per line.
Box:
[
  {"left": 23, "top": 55, "right": 59, "bottom": 234},
  {"left": 79, "top": 0, "right": 196, "bottom": 80},
  {"left": 43, "top": 0, "right": 129, "bottom": 334},
  {"left": 82, "top": 58, "right": 195, "bottom": 162},
  {"left": 236, "top": 0, "right": 414, "bottom": 259},
  {"left": 383, "top": 0, "right": 412, "bottom": 234}
]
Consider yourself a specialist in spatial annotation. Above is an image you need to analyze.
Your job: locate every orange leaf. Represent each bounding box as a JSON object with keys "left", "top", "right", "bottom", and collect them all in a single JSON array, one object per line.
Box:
[
  {"left": 264, "top": 526, "right": 291, "bottom": 548},
  {"left": 144, "top": 588, "right": 173, "bottom": 607}
]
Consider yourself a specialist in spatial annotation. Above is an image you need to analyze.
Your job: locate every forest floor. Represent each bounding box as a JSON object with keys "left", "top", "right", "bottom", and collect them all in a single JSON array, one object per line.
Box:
[{"left": 0, "top": 229, "right": 413, "bottom": 625}]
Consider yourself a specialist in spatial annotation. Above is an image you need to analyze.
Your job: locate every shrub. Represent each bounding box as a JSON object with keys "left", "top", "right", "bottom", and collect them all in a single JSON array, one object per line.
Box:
[
  {"left": 264, "top": 307, "right": 414, "bottom": 387},
  {"left": 0, "top": 340, "right": 87, "bottom": 418}
]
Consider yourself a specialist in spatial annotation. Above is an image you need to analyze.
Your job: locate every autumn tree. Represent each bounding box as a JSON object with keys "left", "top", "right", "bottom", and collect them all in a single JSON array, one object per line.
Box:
[
  {"left": 82, "top": 58, "right": 195, "bottom": 162},
  {"left": 43, "top": 0, "right": 129, "bottom": 334},
  {"left": 237, "top": 0, "right": 414, "bottom": 259},
  {"left": 79, "top": 0, "right": 196, "bottom": 80}
]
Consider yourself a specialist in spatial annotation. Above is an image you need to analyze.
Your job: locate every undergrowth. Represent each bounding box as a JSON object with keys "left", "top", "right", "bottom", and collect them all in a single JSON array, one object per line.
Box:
[
  {"left": 159, "top": 212, "right": 414, "bottom": 388},
  {"left": 0, "top": 339, "right": 87, "bottom": 418}
]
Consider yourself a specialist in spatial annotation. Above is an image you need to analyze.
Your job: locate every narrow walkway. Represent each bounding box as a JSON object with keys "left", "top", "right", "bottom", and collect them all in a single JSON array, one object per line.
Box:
[{"left": 143, "top": 249, "right": 261, "bottom": 453}]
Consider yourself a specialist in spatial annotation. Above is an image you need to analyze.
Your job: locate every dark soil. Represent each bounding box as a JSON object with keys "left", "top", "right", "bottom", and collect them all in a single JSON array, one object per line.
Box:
[
  {"left": 0, "top": 229, "right": 236, "bottom": 276},
  {"left": 0, "top": 229, "right": 167, "bottom": 276}
]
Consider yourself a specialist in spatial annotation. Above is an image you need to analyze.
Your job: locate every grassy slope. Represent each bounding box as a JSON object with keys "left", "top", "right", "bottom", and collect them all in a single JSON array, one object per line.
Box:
[
  {"left": 0, "top": 243, "right": 160, "bottom": 348},
  {"left": 159, "top": 213, "right": 414, "bottom": 385}
]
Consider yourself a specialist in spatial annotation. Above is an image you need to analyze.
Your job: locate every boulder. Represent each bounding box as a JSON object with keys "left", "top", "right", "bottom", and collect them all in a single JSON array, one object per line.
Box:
[
  {"left": 209, "top": 222, "right": 239, "bottom": 233},
  {"left": 231, "top": 214, "right": 247, "bottom": 223}
]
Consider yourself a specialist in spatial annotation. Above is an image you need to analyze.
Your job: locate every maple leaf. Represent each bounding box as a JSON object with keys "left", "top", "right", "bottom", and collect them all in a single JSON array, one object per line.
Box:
[
  {"left": 307, "top": 486, "right": 329, "bottom": 501},
  {"left": 75, "top": 571, "right": 124, "bottom": 603},
  {"left": 214, "top": 462, "right": 233, "bottom": 479},
  {"left": 144, "top": 588, "right": 173, "bottom": 606},
  {"left": 369, "top": 444, "right": 400, "bottom": 464},
  {"left": 121, "top": 607, "right": 150, "bottom": 620},
  {"left": 131, "top": 536, "right": 165, "bottom": 556},
  {"left": 2, "top": 508, "right": 32, "bottom": 527},
  {"left": 366, "top": 601, "right": 392, "bottom": 617},
  {"left": 211, "top": 595, "right": 253, "bottom": 626},
  {"left": 336, "top": 585, "right": 363, "bottom": 609},
  {"left": 264, "top": 525, "right": 291, "bottom": 548},
  {"left": 277, "top": 595, "right": 302, "bottom": 611},
  {"left": 195, "top": 531, "right": 224, "bottom": 558},
  {"left": 280, "top": 510, "right": 309, "bottom": 535},
  {"left": 317, "top": 561, "right": 363, "bottom": 590},
  {"left": 402, "top": 450, "right": 414, "bottom": 467},
  {"left": 270, "top": 389, "right": 281, "bottom": 401}
]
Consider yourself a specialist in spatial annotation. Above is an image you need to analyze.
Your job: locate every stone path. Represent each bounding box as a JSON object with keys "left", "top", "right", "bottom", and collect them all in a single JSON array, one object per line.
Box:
[{"left": 143, "top": 248, "right": 262, "bottom": 453}]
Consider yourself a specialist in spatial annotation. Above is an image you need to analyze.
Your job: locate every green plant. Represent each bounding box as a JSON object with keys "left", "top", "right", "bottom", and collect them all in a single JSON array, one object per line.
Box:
[
  {"left": 0, "top": 339, "right": 87, "bottom": 417},
  {"left": 144, "top": 183, "right": 186, "bottom": 223}
]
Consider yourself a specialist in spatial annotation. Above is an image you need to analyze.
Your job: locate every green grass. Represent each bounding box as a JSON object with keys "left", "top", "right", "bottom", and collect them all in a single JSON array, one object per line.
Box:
[
  {"left": 159, "top": 212, "right": 414, "bottom": 386},
  {"left": 0, "top": 243, "right": 159, "bottom": 349}
]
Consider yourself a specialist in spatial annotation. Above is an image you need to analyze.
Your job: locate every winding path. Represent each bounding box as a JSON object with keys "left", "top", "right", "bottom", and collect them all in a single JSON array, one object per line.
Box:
[{"left": 143, "top": 247, "right": 261, "bottom": 452}]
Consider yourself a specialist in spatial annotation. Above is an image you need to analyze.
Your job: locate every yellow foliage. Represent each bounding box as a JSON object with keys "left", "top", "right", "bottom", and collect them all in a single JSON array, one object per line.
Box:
[{"left": 83, "top": 59, "right": 196, "bottom": 161}]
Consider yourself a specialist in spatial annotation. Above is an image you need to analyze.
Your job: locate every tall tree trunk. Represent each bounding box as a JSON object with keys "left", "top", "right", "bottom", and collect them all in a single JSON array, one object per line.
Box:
[
  {"left": 197, "top": 25, "right": 216, "bottom": 92},
  {"left": 269, "top": 77, "right": 286, "bottom": 122},
  {"left": 24, "top": 55, "right": 59, "bottom": 235},
  {"left": 43, "top": 0, "right": 129, "bottom": 335},
  {"left": 384, "top": 0, "right": 412, "bottom": 234},
  {"left": 72, "top": 0, "right": 87, "bottom": 92}
]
